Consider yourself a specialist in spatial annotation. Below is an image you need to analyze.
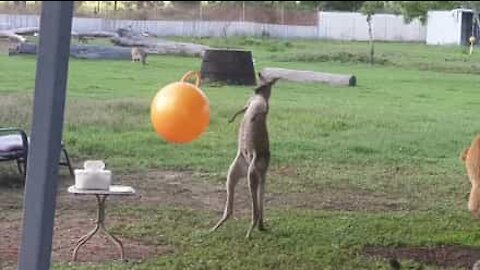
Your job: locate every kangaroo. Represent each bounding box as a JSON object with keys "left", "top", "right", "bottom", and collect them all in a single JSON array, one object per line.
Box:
[
  {"left": 211, "top": 73, "right": 280, "bottom": 239},
  {"left": 461, "top": 135, "right": 480, "bottom": 219},
  {"left": 7, "top": 42, "right": 20, "bottom": 56},
  {"left": 131, "top": 47, "right": 147, "bottom": 65}
]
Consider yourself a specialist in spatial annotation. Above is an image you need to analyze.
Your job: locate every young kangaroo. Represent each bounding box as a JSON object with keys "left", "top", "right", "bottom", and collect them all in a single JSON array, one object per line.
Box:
[
  {"left": 211, "top": 73, "right": 280, "bottom": 239},
  {"left": 131, "top": 47, "right": 147, "bottom": 65},
  {"left": 461, "top": 135, "right": 480, "bottom": 219}
]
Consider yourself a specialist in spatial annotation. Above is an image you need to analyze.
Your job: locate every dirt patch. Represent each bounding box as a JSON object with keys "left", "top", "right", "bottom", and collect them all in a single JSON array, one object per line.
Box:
[
  {"left": 363, "top": 245, "right": 480, "bottom": 269},
  {"left": 0, "top": 210, "right": 172, "bottom": 266},
  {"left": 117, "top": 170, "right": 407, "bottom": 213},
  {"left": 115, "top": 170, "right": 253, "bottom": 216},
  {"left": 0, "top": 172, "right": 173, "bottom": 267}
]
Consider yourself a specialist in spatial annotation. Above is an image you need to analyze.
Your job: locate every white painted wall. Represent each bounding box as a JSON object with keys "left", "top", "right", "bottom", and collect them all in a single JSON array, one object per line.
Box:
[
  {"left": 0, "top": 12, "right": 426, "bottom": 42},
  {"left": 97, "top": 19, "right": 318, "bottom": 39},
  {"left": 426, "top": 10, "right": 464, "bottom": 45},
  {"left": 0, "top": 14, "right": 39, "bottom": 30},
  {"left": 318, "top": 12, "right": 426, "bottom": 42}
]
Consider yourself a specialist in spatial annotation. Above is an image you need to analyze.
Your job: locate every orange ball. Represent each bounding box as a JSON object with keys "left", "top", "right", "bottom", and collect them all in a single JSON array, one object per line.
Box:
[{"left": 151, "top": 71, "right": 210, "bottom": 144}]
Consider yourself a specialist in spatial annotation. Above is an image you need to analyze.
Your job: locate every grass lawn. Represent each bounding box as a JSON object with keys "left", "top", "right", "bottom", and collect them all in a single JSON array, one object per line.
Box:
[{"left": 1, "top": 37, "right": 480, "bottom": 269}]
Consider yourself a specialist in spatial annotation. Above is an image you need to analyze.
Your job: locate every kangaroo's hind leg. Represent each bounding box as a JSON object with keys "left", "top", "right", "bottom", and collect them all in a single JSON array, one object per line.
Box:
[
  {"left": 246, "top": 154, "right": 260, "bottom": 239},
  {"left": 211, "top": 153, "right": 248, "bottom": 232}
]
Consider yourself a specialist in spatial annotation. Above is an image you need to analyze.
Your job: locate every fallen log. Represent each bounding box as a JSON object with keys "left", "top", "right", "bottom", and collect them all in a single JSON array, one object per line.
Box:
[
  {"left": 72, "top": 30, "right": 118, "bottom": 39},
  {"left": 261, "top": 67, "right": 356, "bottom": 87},
  {"left": 110, "top": 36, "right": 210, "bottom": 57},
  {"left": 2, "top": 27, "right": 117, "bottom": 43},
  {"left": 9, "top": 42, "right": 131, "bottom": 60},
  {"left": 71, "top": 31, "right": 119, "bottom": 44},
  {"left": 110, "top": 36, "right": 152, "bottom": 47},
  {"left": 0, "top": 30, "right": 26, "bottom": 43},
  {"left": 11, "top": 27, "right": 39, "bottom": 36},
  {"left": 0, "top": 27, "right": 41, "bottom": 43}
]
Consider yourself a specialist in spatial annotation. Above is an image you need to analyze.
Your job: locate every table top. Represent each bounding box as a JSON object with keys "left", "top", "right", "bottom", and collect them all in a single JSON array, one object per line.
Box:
[{"left": 68, "top": 185, "right": 136, "bottom": 195}]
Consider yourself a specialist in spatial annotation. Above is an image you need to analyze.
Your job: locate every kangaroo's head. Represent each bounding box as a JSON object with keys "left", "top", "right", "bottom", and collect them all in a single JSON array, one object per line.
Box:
[{"left": 254, "top": 72, "right": 279, "bottom": 101}]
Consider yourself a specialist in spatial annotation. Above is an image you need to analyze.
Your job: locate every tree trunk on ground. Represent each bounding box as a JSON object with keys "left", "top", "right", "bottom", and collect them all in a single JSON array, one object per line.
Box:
[
  {"left": 261, "top": 67, "right": 356, "bottom": 87},
  {"left": 3, "top": 26, "right": 210, "bottom": 59},
  {"left": 0, "top": 30, "right": 28, "bottom": 43},
  {"left": 10, "top": 39, "right": 210, "bottom": 59},
  {"left": 72, "top": 30, "right": 119, "bottom": 38},
  {"left": 110, "top": 36, "right": 210, "bottom": 57},
  {"left": 9, "top": 43, "right": 132, "bottom": 60}
]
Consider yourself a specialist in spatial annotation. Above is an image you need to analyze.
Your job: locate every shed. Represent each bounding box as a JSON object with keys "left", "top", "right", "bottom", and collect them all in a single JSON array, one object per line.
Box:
[{"left": 426, "top": 9, "right": 479, "bottom": 46}]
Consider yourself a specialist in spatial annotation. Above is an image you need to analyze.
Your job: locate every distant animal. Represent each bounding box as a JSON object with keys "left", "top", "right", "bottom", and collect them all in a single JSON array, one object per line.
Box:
[
  {"left": 131, "top": 47, "right": 147, "bottom": 65},
  {"left": 461, "top": 135, "right": 480, "bottom": 219},
  {"left": 77, "top": 35, "right": 90, "bottom": 44},
  {"left": 117, "top": 25, "right": 134, "bottom": 38},
  {"left": 7, "top": 42, "right": 21, "bottom": 56},
  {"left": 210, "top": 73, "right": 280, "bottom": 239},
  {"left": 469, "top": 36, "right": 477, "bottom": 55}
]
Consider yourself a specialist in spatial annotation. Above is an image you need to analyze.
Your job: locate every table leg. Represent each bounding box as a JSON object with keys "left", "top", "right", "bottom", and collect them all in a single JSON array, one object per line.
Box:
[
  {"left": 71, "top": 194, "right": 125, "bottom": 262},
  {"left": 72, "top": 223, "right": 99, "bottom": 259},
  {"left": 101, "top": 223, "right": 125, "bottom": 261}
]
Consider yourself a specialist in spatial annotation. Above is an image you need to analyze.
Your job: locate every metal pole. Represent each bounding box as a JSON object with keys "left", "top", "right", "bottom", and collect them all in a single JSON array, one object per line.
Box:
[{"left": 17, "top": 1, "right": 73, "bottom": 270}]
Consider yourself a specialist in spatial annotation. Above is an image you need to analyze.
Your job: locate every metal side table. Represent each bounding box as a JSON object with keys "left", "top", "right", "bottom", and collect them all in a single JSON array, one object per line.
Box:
[{"left": 67, "top": 185, "right": 136, "bottom": 262}]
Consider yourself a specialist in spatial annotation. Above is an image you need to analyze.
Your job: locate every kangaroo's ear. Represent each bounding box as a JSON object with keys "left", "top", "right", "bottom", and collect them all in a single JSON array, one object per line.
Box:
[
  {"left": 270, "top": 77, "right": 280, "bottom": 85},
  {"left": 258, "top": 72, "right": 267, "bottom": 84}
]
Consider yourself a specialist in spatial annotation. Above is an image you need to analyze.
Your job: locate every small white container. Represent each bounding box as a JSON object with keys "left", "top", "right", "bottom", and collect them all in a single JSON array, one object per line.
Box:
[{"left": 74, "top": 160, "right": 112, "bottom": 190}]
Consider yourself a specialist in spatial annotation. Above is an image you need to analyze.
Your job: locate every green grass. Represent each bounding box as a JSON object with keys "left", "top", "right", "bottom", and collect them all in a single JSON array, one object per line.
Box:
[
  {"left": 52, "top": 207, "right": 480, "bottom": 270},
  {"left": 2, "top": 37, "right": 480, "bottom": 269}
]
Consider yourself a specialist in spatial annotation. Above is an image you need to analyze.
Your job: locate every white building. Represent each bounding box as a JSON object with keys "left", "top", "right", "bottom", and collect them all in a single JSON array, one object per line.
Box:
[{"left": 426, "top": 9, "right": 476, "bottom": 45}]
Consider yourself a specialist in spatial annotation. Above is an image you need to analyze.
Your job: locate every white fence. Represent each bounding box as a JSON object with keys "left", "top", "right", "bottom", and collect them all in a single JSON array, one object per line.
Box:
[
  {"left": 0, "top": 12, "right": 426, "bottom": 42},
  {"left": 319, "top": 12, "right": 426, "bottom": 42}
]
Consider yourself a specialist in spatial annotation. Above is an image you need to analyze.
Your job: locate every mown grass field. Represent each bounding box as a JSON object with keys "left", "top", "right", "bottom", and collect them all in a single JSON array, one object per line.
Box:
[{"left": 1, "top": 37, "right": 480, "bottom": 269}]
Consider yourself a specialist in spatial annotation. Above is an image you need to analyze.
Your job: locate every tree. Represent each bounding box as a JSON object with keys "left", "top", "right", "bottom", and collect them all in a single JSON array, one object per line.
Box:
[
  {"left": 360, "top": 1, "right": 385, "bottom": 65},
  {"left": 12, "top": 1, "right": 27, "bottom": 8},
  {"left": 73, "top": 1, "right": 85, "bottom": 12},
  {"left": 391, "top": 1, "right": 459, "bottom": 24},
  {"left": 300, "top": 1, "right": 365, "bottom": 11},
  {"left": 170, "top": 1, "right": 201, "bottom": 7}
]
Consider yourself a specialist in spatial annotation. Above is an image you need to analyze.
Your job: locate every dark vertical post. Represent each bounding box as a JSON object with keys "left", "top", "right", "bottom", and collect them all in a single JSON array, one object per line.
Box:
[{"left": 17, "top": 2, "right": 73, "bottom": 270}]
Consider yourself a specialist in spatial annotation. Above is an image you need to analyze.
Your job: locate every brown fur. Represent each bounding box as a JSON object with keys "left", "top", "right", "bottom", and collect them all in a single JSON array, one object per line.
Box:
[
  {"left": 211, "top": 73, "right": 279, "bottom": 238},
  {"left": 461, "top": 135, "right": 480, "bottom": 219},
  {"left": 131, "top": 47, "right": 147, "bottom": 65}
]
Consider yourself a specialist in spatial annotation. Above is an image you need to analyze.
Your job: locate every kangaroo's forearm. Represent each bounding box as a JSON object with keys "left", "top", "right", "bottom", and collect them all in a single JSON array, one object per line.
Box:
[{"left": 228, "top": 107, "right": 247, "bottom": 123}]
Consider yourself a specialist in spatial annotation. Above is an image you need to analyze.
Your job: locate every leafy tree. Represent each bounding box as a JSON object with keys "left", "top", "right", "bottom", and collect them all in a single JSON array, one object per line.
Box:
[
  {"left": 360, "top": 1, "right": 385, "bottom": 65},
  {"left": 170, "top": 1, "right": 201, "bottom": 7},
  {"left": 300, "top": 1, "right": 365, "bottom": 11},
  {"left": 391, "top": 1, "right": 459, "bottom": 24},
  {"left": 12, "top": 1, "right": 27, "bottom": 8}
]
